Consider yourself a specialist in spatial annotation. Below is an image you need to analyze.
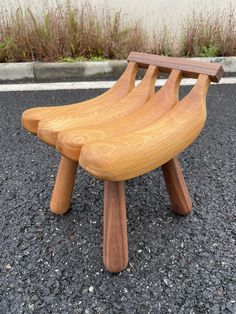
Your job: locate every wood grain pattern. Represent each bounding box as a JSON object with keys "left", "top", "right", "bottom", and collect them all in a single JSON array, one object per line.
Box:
[
  {"left": 127, "top": 51, "right": 224, "bottom": 82},
  {"left": 162, "top": 157, "right": 192, "bottom": 215},
  {"left": 79, "top": 75, "right": 211, "bottom": 181},
  {"left": 37, "top": 65, "right": 158, "bottom": 146},
  {"left": 21, "top": 52, "right": 224, "bottom": 273},
  {"left": 50, "top": 156, "right": 78, "bottom": 214},
  {"left": 103, "top": 180, "right": 128, "bottom": 273},
  {"left": 56, "top": 70, "right": 182, "bottom": 161},
  {"left": 22, "top": 61, "right": 138, "bottom": 134}
]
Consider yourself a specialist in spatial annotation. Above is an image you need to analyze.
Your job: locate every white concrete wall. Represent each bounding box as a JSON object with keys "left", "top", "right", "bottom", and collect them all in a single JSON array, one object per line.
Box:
[{"left": 2, "top": 0, "right": 236, "bottom": 33}]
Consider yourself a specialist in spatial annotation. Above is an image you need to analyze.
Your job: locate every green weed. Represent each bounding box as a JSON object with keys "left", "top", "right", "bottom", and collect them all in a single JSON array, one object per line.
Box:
[{"left": 199, "top": 45, "right": 219, "bottom": 57}]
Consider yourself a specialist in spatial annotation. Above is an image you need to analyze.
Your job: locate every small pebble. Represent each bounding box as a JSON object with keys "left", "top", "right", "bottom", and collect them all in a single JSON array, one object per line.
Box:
[
  {"left": 88, "top": 286, "right": 94, "bottom": 293},
  {"left": 5, "top": 264, "right": 12, "bottom": 269}
]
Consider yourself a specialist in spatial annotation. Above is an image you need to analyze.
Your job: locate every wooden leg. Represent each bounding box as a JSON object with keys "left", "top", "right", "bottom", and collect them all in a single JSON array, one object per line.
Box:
[
  {"left": 162, "top": 157, "right": 192, "bottom": 215},
  {"left": 50, "top": 156, "right": 78, "bottom": 215},
  {"left": 103, "top": 180, "right": 128, "bottom": 273}
]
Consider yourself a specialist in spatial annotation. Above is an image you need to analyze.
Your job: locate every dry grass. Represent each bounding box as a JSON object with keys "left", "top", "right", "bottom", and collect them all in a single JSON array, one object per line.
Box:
[
  {"left": 180, "top": 6, "right": 236, "bottom": 57},
  {"left": 0, "top": 1, "right": 148, "bottom": 62},
  {"left": 0, "top": 1, "right": 236, "bottom": 62}
]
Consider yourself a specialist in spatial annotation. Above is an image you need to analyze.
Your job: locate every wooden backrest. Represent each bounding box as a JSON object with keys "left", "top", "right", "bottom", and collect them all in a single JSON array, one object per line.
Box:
[{"left": 127, "top": 52, "right": 224, "bottom": 83}]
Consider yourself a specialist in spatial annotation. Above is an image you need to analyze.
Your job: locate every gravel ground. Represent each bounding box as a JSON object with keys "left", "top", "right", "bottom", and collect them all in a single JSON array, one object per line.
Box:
[{"left": 0, "top": 85, "right": 235, "bottom": 314}]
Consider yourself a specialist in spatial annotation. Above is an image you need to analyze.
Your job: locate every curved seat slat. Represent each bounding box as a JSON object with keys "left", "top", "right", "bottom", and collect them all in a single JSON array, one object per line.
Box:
[
  {"left": 37, "top": 65, "right": 158, "bottom": 146},
  {"left": 21, "top": 62, "right": 138, "bottom": 134},
  {"left": 56, "top": 70, "right": 182, "bottom": 161},
  {"left": 79, "top": 75, "right": 211, "bottom": 181}
]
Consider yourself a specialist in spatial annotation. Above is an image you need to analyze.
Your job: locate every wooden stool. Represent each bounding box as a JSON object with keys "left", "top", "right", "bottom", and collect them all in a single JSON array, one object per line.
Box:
[{"left": 22, "top": 52, "right": 224, "bottom": 273}]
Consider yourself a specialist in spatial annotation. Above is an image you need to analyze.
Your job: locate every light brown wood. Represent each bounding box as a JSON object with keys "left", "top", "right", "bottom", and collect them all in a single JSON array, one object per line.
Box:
[
  {"left": 50, "top": 156, "right": 78, "bottom": 214},
  {"left": 162, "top": 157, "right": 192, "bottom": 215},
  {"left": 127, "top": 51, "right": 224, "bottom": 82},
  {"left": 103, "top": 180, "right": 128, "bottom": 273},
  {"left": 22, "top": 61, "right": 138, "bottom": 134},
  {"left": 56, "top": 70, "right": 182, "bottom": 161},
  {"left": 79, "top": 74, "right": 211, "bottom": 181},
  {"left": 21, "top": 52, "right": 225, "bottom": 273},
  {"left": 37, "top": 65, "right": 158, "bottom": 146}
]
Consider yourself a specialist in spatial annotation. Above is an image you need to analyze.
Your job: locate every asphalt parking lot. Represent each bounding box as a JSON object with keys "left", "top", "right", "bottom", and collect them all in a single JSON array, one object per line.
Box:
[{"left": 0, "top": 84, "right": 235, "bottom": 314}]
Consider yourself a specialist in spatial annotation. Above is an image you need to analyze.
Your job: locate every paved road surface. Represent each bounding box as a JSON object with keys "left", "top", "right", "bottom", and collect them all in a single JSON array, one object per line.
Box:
[{"left": 0, "top": 84, "right": 235, "bottom": 313}]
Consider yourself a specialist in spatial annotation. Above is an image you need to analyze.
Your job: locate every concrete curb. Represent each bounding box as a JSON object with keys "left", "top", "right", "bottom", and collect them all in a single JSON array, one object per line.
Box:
[
  {"left": 192, "top": 56, "right": 236, "bottom": 73},
  {"left": 0, "top": 57, "right": 236, "bottom": 83},
  {"left": 34, "top": 61, "right": 127, "bottom": 82},
  {"left": 0, "top": 61, "right": 127, "bottom": 83},
  {"left": 0, "top": 63, "right": 34, "bottom": 81}
]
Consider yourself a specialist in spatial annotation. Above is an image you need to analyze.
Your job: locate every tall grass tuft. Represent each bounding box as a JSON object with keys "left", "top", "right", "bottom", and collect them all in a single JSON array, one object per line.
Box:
[
  {"left": 0, "top": 1, "right": 236, "bottom": 62},
  {"left": 0, "top": 1, "right": 148, "bottom": 62},
  {"left": 180, "top": 6, "right": 236, "bottom": 57}
]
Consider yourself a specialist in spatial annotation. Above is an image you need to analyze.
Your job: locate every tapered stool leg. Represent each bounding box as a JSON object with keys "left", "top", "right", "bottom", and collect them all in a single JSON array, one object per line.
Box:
[
  {"left": 162, "top": 157, "right": 192, "bottom": 215},
  {"left": 103, "top": 180, "right": 128, "bottom": 273},
  {"left": 50, "top": 156, "right": 78, "bottom": 215}
]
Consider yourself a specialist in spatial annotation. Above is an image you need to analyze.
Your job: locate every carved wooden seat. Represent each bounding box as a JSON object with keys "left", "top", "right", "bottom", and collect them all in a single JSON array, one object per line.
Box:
[{"left": 22, "top": 52, "right": 224, "bottom": 273}]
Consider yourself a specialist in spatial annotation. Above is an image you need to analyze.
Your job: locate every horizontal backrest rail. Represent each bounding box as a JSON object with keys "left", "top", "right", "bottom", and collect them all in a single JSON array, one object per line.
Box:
[{"left": 127, "top": 52, "right": 224, "bottom": 83}]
